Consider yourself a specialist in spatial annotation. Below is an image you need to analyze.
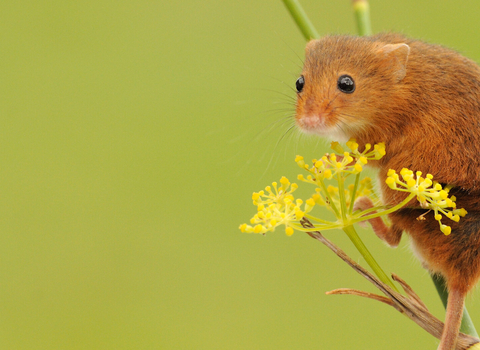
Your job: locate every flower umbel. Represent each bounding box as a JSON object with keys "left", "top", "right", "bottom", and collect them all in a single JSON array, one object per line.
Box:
[
  {"left": 386, "top": 168, "right": 467, "bottom": 235},
  {"left": 296, "top": 140, "right": 385, "bottom": 182},
  {"left": 239, "top": 177, "right": 308, "bottom": 236},
  {"left": 240, "top": 138, "right": 467, "bottom": 236},
  {"left": 240, "top": 139, "right": 388, "bottom": 234}
]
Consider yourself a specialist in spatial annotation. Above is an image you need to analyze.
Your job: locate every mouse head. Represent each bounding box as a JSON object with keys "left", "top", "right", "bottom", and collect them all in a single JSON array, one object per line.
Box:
[{"left": 295, "top": 35, "right": 410, "bottom": 142}]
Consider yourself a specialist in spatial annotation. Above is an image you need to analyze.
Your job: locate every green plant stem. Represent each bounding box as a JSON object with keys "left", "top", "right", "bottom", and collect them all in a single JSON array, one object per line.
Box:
[
  {"left": 431, "top": 274, "right": 478, "bottom": 337},
  {"left": 343, "top": 225, "right": 398, "bottom": 292},
  {"left": 348, "top": 173, "right": 361, "bottom": 214},
  {"left": 337, "top": 173, "right": 348, "bottom": 221},
  {"left": 350, "top": 193, "right": 416, "bottom": 225},
  {"left": 281, "top": 0, "right": 319, "bottom": 40},
  {"left": 317, "top": 178, "right": 341, "bottom": 219},
  {"left": 303, "top": 214, "right": 335, "bottom": 225},
  {"left": 352, "top": 0, "right": 372, "bottom": 36}
]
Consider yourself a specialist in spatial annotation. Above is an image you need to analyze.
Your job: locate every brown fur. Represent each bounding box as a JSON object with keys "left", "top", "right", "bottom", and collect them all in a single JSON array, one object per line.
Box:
[{"left": 295, "top": 33, "right": 480, "bottom": 349}]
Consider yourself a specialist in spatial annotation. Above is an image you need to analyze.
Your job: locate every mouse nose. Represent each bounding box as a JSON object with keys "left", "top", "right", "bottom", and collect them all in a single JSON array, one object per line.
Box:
[
  {"left": 299, "top": 112, "right": 326, "bottom": 128},
  {"left": 303, "top": 97, "right": 329, "bottom": 117}
]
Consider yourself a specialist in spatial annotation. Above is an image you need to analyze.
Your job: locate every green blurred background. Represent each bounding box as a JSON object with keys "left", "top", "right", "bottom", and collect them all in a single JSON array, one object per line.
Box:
[{"left": 1, "top": 1, "right": 480, "bottom": 349}]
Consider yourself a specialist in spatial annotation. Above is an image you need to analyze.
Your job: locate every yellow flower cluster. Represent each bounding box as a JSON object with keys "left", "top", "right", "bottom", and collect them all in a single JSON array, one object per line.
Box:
[
  {"left": 239, "top": 138, "right": 467, "bottom": 237},
  {"left": 386, "top": 168, "right": 467, "bottom": 235},
  {"left": 302, "top": 177, "right": 374, "bottom": 215},
  {"left": 295, "top": 140, "right": 386, "bottom": 182},
  {"left": 240, "top": 139, "right": 386, "bottom": 236},
  {"left": 239, "top": 176, "right": 310, "bottom": 235}
]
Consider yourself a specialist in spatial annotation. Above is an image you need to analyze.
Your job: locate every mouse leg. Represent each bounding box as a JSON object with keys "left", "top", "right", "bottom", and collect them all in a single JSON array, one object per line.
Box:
[
  {"left": 353, "top": 196, "right": 403, "bottom": 247},
  {"left": 437, "top": 287, "right": 465, "bottom": 350}
]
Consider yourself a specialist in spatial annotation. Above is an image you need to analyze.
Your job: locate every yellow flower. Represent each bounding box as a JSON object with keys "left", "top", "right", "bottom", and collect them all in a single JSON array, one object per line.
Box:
[
  {"left": 252, "top": 176, "right": 298, "bottom": 207},
  {"left": 240, "top": 177, "right": 314, "bottom": 235},
  {"left": 241, "top": 139, "right": 387, "bottom": 236},
  {"left": 297, "top": 140, "right": 386, "bottom": 183},
  {"left": 240, "top": 137, "right": 465, "bottom": 237},
  {"left": 385, "top": 169, "right": 467, "bottom": 235}
]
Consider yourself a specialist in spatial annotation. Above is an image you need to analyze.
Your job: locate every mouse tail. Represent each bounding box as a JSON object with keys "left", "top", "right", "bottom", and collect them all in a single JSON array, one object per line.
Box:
[{"left": 438, "top": 287, "right": 465, "bottom": 350}]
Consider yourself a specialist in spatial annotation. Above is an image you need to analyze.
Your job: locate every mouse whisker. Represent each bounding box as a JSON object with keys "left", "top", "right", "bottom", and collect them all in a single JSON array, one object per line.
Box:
[
  {"left": 263, "top": 108, "right": 296, "bottom": 116},
  {"left": 255, "top": 87, "right": 297, "bottom": 103},
  {"left": 258, "top": 121, "right": 297, "bottom": 178},
  {"left": 246, "top": 115, "right": 293, "bottom": 146}
]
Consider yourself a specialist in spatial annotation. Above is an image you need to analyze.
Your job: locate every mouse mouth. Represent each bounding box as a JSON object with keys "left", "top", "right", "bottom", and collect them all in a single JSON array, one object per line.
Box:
[
  {"left": 296, "top": 113, "right": 328, "bottom": 135},
  {"left": 296, "top": 113, "right": 350, "bottom": 141}
]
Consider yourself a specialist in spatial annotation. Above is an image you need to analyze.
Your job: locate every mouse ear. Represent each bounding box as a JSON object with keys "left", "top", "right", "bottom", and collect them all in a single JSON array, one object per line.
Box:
[{"left": 377, "top": 43, "right": 410, "bottom": 82}]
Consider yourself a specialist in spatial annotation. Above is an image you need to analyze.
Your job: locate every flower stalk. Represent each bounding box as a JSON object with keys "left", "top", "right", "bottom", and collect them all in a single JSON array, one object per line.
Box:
[
  {"left": 280, "top": 0, "right": 319, "bottom": 40},
  {"left": 431, "top": 274, "right": 479, "bottom": 337},
  {"left": 342, "top": 224, "right": 398, "bottom": 291},
  {"left": 352, "top": 0, "right": 372, "bottom": 36}
]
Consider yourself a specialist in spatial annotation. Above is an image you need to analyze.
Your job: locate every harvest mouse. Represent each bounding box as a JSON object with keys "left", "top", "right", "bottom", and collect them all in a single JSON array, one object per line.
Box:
[{"left": 295, "top": 33, "right": 480, "bottom": 350}]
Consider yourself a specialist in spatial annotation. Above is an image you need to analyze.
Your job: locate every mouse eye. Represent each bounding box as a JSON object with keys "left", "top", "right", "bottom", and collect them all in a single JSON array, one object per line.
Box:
[
  {"left": 337, "top": 75, "right": 355, "bottom": 94},
  {"left": 296, "top": 75, "right": 305, "bottom": 93}
]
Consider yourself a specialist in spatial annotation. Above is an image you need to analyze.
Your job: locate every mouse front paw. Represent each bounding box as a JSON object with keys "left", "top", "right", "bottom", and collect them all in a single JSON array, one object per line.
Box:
[{"left": 353, "top": 196, "right": 375, "bottom": 228}]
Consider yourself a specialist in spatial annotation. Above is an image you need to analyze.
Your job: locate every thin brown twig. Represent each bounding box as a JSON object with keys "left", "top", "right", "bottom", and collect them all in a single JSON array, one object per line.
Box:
[
  {"left": 300, "top": 217, "right": 479, "bottom": 350},
  {"left": 326, "top": 288, "right": 395, "bottom": 307}
]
